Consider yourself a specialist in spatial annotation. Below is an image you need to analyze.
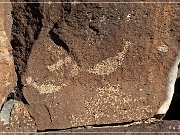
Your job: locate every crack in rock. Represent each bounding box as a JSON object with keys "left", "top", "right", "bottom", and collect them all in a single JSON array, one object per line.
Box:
[{"left": 157, "top": 51, "right": 180, "bottom": 115}]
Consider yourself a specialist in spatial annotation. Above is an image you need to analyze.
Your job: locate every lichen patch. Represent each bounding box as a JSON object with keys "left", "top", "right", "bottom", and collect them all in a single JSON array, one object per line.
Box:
[{"left": 0, "top": 100, "right": 14, "bottom": 125}]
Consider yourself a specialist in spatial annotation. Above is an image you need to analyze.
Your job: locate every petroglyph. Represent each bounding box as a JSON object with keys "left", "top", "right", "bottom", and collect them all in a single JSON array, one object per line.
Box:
[
  {"left": 87, "top": 41, "right": 131, "bottom": 75},
  {"left": 47, "top": 56, "right": 72, "bottom": 72},
  {"left": 47, "top": 41, "right": 131, "bottom": 77},
  {"left": 47, "top": 55, "right": 80, "bottom": 77},
  {"left": 70, "top": 83, "right": 153, "bottom": 127},
  {"left": 26, "top": 77, "right": 68, "bottom": 94},
  {"left": 70, "top": 63, "right": 80, "bottom": 77}
]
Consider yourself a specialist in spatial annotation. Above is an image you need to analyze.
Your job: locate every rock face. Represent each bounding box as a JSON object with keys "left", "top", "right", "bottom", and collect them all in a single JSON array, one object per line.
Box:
[
  {"left": 0, "top": 1, "right": 35, "bottom": 132},
  {"left": 69, "top": 120, "right": 180, "bottom": 134},
  {"left": 10, "top": 1, "right": 180, "bottom": 131},
  {"left": 0, "top": 2, "right": 17, "bottom": 109},
  {"left": 0, "top": 100, "right": 37, "bottom": 132}
]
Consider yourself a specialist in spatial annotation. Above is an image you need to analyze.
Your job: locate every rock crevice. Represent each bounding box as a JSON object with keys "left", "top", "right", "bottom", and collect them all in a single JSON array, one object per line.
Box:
[{"left": 10, "top": 0, "right": 43, "bottom": 102}]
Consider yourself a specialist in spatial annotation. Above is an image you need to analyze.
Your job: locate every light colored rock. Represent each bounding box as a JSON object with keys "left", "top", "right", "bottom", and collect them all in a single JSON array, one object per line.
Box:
[
  {"left": 0, "top": 2, "right": 17, "bottom": 109},
  {"left": 0, "top": 101, "right": 37, "bottom": 132}
]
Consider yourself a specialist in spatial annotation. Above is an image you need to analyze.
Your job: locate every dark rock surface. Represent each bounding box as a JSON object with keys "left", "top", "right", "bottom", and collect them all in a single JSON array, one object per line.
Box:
[
  {"left": 0, "top": 100, "right": 37, "bottom": 132},
  {"left": 0, "top": 0, "right": 179, "bottom": 133},
  {"left": 14, "top": 1, "right": 180, "bottom": 131}
]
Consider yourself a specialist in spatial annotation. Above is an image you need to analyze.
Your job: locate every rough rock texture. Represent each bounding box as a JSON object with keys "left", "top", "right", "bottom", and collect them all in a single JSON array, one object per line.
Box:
[
  {"left": 0, "top": 1, "right": 17, "bottom": 109},
  {"left": 0, "top": 1, "right": 36, "bottom": 132},
  {"left": 12, "top": 1, "right": 180, "bottom": 131},
  {"left": 66, "top": 120, "right": 180, "bottom": 134},
  {"left": 0, "top": 100, "right": 37, "bottom": 132}
]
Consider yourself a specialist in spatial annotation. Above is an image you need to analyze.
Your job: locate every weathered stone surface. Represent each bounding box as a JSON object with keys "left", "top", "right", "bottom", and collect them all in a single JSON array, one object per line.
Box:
[
  {"left": 0, "top": 100, "right": 37, "bottom": 132},
  {"left": 0, "top": 2, "right": 17, "bottom": 109},
  {"left": 11, "top": 1, "right": 179, "bottom": 131},
  {"left": 67, "top": 120, "right": 180, "bottom": 134},
  {"left": 39, "top": 119, "right": 180, "bottom": 134}
]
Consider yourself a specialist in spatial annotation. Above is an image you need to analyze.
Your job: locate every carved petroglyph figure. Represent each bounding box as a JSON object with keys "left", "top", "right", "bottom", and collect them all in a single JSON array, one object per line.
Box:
[
  {"left": 47, "top": 40, "right": 131, "bottom": 76},
  {"left": 26, "top": 77, "right": 68, "bottom": 94},
  {"left": 87, "top": 41, "right": 131, "bottom": 75},
  {"left": 28, "top": 40, "right": 131, "bottom": 94}
]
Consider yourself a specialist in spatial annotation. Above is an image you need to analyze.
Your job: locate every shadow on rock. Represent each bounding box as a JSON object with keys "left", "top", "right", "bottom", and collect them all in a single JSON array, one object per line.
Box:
[{"left": 164, "top": 77, "right": 180, "bottom": 120}]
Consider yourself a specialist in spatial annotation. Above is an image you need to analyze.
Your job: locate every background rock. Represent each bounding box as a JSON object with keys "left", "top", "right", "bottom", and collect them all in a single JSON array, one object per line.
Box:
[
  {"left": 0, "top": 1, "right": 36, "bottom": 132},
  {"left": 0, "top": 1, "right": 17, "bottom": 109},
  {"left": 66, "top": 120, "right": 180, "bottom": 134},
  {"left": 0, "top": 101, "right": 37, "bottom": 132}
]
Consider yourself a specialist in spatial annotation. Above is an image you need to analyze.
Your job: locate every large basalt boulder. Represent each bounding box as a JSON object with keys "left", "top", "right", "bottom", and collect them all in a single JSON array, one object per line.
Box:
[
  {"left": 0, "top": 2, "right": 17, "bottom": 109},
  {"left": 22, "top": 2, "right": 180, "bottom": 130}
]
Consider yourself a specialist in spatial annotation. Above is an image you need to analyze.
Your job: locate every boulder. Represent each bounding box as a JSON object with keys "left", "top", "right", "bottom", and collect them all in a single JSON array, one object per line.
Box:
[
  {"left": 0, "top": 1, "right": 17, "bottom": 109},
  {"left": 0, "top": 100, "right": 37, "bottom": 132},
  {"left": 20, "top": 2, "right": 180, "bottom": 130}
]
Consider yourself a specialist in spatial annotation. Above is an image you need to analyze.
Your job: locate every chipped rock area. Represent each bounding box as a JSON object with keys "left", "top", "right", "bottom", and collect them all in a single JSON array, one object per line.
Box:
[
  {"left": 12, "top": 1, "right": 180, "bottom": 131},
  {"left": 0, "top": 100, "right": 37, "bottom": 132},
  {"left": 0, "top": 2, "right": 17, "bottom": 110}
]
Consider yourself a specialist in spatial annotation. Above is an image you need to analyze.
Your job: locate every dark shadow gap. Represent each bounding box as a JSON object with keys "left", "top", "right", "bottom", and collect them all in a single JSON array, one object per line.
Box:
[
  {"left": 8, "top": 0, "right": 43, "bottom": 104},
  {"left": 164, "top": 77, "right": 180, "bottom": 120},
  {"left": 37, "top": 121, "right": 133, "bottom": 132},
  {"left": 48, "top": 23, "right": 82, "bottom": 67},
  {"left": 49, "top": 25, "right": 70, "bottom": 53}
]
